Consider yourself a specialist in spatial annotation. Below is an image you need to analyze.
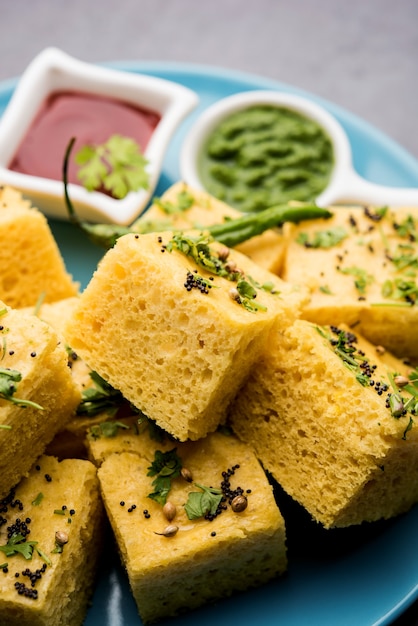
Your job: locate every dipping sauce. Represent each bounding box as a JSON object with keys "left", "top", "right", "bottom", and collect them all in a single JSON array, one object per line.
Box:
[
  {"left": 9, "top": 91, "right": 160, "bottom": 186},
  {"left": 198, "top": 105, "right": 334, "bottom": 212}
]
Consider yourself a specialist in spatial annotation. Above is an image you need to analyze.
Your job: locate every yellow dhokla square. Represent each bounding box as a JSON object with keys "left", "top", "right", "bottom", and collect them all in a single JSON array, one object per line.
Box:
[
  {"left": 0, "top": 455, "right": 102, "bottom": 626},
  {"left": 0, "top": 305, "right": 81, "bottom": 498},
  {"left": 0, "top": 186, "right": 79, "bottom": 308},
  {"left": 65, "top": 230, "right": 305, "bottom": 440},
  {"left": 134, "top": 181, "right": 286, "bottom": 274},
  {"left": 281, "top": 205, "right": 418, "bottom": 363},
  {"left": 87, "top": 424, "right": 287, "bottom": 624},
  {"left": 19, "top": 296, "right": 134, "bottom": 460},
  {"left": 229, "top": 319, "right": 418, "bottom": 528}
]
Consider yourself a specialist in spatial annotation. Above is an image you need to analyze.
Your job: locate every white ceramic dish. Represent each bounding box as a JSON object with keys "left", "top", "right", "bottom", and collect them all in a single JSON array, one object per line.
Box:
[
  {"left": 0, "top": 48, "right": 199, "bottom": 224},
  {"left": 180, "top": 90, "right": 418, "bottom": 208}
]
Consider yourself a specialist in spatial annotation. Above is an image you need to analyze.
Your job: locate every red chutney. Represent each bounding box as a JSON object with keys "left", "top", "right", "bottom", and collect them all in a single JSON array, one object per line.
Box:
[{"left": 9, "top": 91, "right": 161, "bottom": 185}]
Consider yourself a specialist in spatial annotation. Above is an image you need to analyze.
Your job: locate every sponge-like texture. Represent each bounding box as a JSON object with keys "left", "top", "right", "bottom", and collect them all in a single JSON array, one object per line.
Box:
[
  {"left": 65, "top": 231, "right": 305, "bottom": 440},
  {"left": 0, "top": 305, "right": 81, "bottom": 498},
  {"left": 0, "top": 186, "right": 79, "bottom": 308},
  {"left": 89, "top": 425, "right": 287, "bottom": 624},
  {"left": 229, "top": 319, "right": 418, "bottom": 528},
  {"left": 281, "top": 205, "right": 418, "bottom": 363},
  {"left": 0, "top": 455, "right": 102, "bottom": 626}
]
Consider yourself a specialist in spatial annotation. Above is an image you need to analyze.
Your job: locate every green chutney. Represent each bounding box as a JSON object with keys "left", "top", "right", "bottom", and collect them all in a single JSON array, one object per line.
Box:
[{"left": 198, "top": 104, "right": 334, "bottom": 212}]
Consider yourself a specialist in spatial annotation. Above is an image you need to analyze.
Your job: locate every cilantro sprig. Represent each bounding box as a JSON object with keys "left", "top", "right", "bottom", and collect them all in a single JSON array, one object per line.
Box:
[
  {"left": 75, "top": 134, "right": 149, "bottom": 199},
  {"left": 296, "top": 226, "right": 348, "bottom": 249},
  {"left": 76, "top": 371, "right": 130, "bottom": 417},
  {"left": 0, "top": 368, "right": 43, "bottom": 410},
  {"left": 338, "top": 265, "right": 374, "bottom": 295},
  {"left": 147, "top": 449, "right": 183, "bottom": 506},
  {"left": 184, "top": 483, "right": 223, "bottom": 520},
  {"left": 0, "top": 533, "right": 38, "bottom": 560}
]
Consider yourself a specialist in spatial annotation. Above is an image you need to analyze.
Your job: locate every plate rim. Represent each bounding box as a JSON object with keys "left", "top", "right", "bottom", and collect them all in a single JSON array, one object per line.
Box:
[{"left": 1, "top": 60, "right": 418, "bottom": 626}]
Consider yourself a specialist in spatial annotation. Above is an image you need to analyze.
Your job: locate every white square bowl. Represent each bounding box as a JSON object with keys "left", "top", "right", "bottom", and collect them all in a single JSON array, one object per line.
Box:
[{"left": 0, "top": 48, "right": 199, "bottom": 224}]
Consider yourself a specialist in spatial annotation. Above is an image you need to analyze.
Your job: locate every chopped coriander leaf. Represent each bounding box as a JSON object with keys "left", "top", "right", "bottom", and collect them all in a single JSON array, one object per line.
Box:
[
  {"left": 0, "top": 368, "right": 44, "bottom": 410},
  {"left": 381, "top": 277, "right": 418, "bottom": 304},
  {"left": 32, "top": 492, "right": 44, "bottom": 506},
  {"left": 75, "top": 134, "right": 149, "bottom": 199},
  {"left": 89, "top": 421, "right": 130, "bottom": 439},
  {"left": 338, "top": 266, "right": 374, "bottom": 295},
  {"left": 33, "top": 292, "right": 46, "bottom": 317},
  {"left": 147, "top": 448, "right": 183, "bottom": 506},
  {"left": 319, "top": 285, "right": 333, "bottom": 295},
  {"left": 236, "top": 279, "right": 267, "bottom": 313},
  {"left": 77, "top": 371, "right": 135, "bottom": 417},
  {"left": 153, "top": 190, "right": 195, "bottom": 215},
  {"left": 0, "top": 533, "right": 38, "bottom": 560},
  {"left": 296, "top": 226, "right": 348, "bottom": 248},
  {"left": 166, "top": 233, "right": 268, "bottom": 313},
  {"left": 35, "top": 547, "right": 52, "bottom": 566},
  {"left": 317, "top": 326, "right": 371, "bottom": 387},
  {"left": 393, "top": 214, "right": 417, "bottom": 240},
  {"left": 184, "top": 483, "right": 223, "bottom": 520}
]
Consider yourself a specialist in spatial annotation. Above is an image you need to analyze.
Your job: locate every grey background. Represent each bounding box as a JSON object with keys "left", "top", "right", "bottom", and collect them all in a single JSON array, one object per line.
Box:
[
  {"left": 0, "top": 0, "right": 417, "bottom": 160},
  {"left": 1, "top": 1, "right": 418, "bottom": 624}
]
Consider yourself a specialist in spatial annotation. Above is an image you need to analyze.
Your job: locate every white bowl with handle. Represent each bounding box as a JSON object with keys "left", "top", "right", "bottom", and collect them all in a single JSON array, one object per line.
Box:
[{"left": 180, "top": 90, "right": 418, "bottom": 209}]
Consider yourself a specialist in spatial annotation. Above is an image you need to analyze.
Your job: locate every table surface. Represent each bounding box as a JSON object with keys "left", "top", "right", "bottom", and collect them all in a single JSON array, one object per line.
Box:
[{"left": 1, "top": 1, "right": 418, "bottom": 624}]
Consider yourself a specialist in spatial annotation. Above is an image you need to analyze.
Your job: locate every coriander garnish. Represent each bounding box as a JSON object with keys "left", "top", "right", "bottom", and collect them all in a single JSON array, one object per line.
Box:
[
  {"left": 147, "top": 449, "right": 183, "bottom": 506},
  {"left": 184, "top": 484, "right": 223, "bottom": 520},
  {"left": 166, "top": 233, "right": 269, "bottom": 313},
  {"left": 77, "top": 371, "right": 131, "bottom": 417},
  {"left": 32, "top": 492, "right": 44, "bottom": 506},
  {"left": 296, "top": 226, "right": 348, "bottom": 248},
  {"left": 0, "top": 368, "right": 43, "bottom": 410},
  {"left": 0, "top": 533, "right": 38, "bottom": 560},
  {"left": 337, "top": 266, "right": 374, "bottom": 295},
  {"left": 75, "top": 134, "right": 149, "bottom": 199},
  {"left": 152, "top": 189, "right": 195, "bottom": 215},
  {"left": 88, "top": 420, "right": 130, "bottom": 439}
]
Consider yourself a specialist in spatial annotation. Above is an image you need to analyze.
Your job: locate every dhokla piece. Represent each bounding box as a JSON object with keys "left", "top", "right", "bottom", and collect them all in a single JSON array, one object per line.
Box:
[
  {"left": 19, "top": 297, "right": 81, "bottom": 339},
  {"left": 88, "top": 426, "right": 287, "bottom": 624},
  {"left": 0, "top": 455, "right": 102, "bottom": 626},
  {"left": 133, "top": 181, "right": 287, "bottom": 274},
  {"left": 0, "top": 305, "right": 81, "bottom": 498},
  {"left": 281, "top": 205, "right": 418, "bottom": 363},
  {"left": 20, "top": 296, "right": 126, "bottom": 459},
  {"left": 65, "top": 230, "right": 305, "bottom": 440},
  {"left": 0, "top": 186, "right": 79, "bottom": 308},
  {"left": 229, "top": 319, "right": 418, "bottom": 528}
]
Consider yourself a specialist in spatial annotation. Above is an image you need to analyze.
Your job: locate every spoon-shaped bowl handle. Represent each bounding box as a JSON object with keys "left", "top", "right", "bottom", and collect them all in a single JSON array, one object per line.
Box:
[{"left": 317, "top": 167, "right": 418, "bottom": 208}]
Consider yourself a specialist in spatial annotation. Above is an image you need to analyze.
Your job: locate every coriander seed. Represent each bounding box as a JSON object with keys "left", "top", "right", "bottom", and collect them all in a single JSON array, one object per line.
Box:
[
  {"left": 181, "top": 467, "right": 193, "bottom": 483},
  {"left": 55, "top": 531, "right": 69, "bottom": 546},
  {"left": 163, "top": 501, "right": 177, "bottom": 522},
  {"left": 394, "top": 375, "right": 409, "bottom": 388},
  {"left": 231, "top": 495, "right": 248, "bottom": 513},
  {"left": 155, "top": 525, "right": 179, "bottom": 537}
]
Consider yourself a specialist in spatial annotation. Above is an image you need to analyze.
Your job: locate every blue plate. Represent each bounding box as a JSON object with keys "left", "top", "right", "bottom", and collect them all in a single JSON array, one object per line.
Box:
[{"left": 2, "top": 63, "right": 418, "bottom": 626}]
